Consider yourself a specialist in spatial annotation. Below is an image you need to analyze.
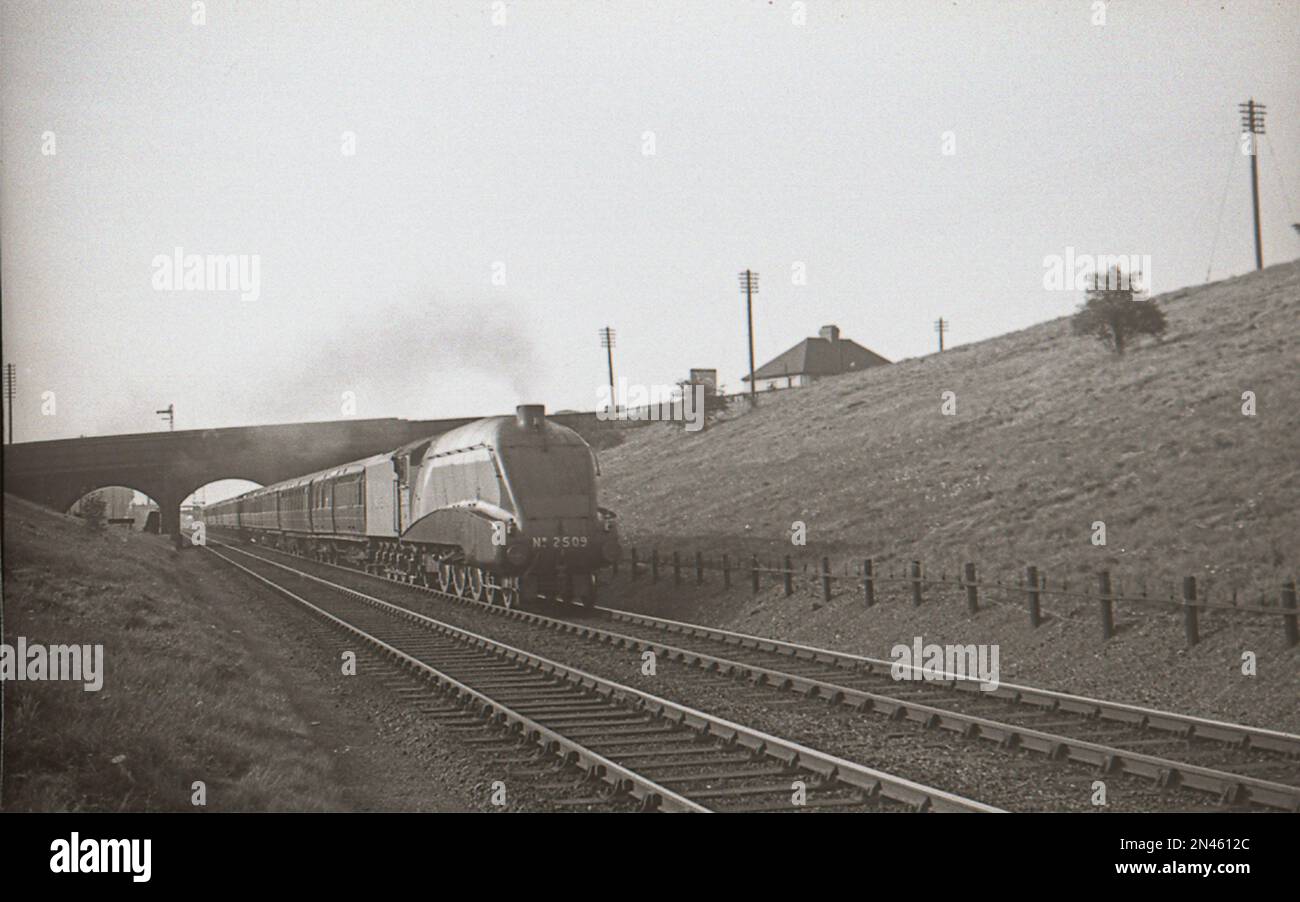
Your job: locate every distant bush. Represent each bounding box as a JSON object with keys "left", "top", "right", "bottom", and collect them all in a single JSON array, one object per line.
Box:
[
  {"left": 80, "top": 495, "right": 107, "bottom": 530},
  {"left": 1071, "top": 266, "right": 1166, "bottom": 355}
]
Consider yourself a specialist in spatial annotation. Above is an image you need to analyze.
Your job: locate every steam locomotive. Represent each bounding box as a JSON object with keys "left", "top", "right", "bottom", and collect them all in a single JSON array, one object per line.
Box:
[{"left": 205, "top": 405, "right": 620, "bottom": 607}]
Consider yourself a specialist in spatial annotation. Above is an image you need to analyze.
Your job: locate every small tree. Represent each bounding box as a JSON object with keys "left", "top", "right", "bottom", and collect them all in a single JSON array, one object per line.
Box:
[
  {"left": 80, "top": 494, "right": 107, "bottom": 530},
  {"left": 1071, "top": 265, "right": 1166, "bottom": 355}
]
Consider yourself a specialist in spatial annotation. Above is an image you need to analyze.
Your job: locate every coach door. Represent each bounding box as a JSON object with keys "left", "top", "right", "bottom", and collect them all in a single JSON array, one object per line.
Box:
[{"left": 393, "top": 455, "right": 409, "bottom": 534}]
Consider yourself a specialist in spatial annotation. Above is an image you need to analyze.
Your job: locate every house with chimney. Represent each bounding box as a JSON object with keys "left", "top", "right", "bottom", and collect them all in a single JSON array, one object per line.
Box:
[{"left": 742, "top": 325, "right": 889, "bottom": 393}]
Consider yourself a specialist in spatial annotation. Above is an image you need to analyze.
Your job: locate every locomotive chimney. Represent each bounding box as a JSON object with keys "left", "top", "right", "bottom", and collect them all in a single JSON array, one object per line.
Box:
[{"left": 516, "top": 404, "right": 545, "bottom": 428}]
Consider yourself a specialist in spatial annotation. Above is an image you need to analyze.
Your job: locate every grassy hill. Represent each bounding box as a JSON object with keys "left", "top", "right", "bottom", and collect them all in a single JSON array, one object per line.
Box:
[{"left": 598, "top": 260, "right": 1299, "bottom": 604}]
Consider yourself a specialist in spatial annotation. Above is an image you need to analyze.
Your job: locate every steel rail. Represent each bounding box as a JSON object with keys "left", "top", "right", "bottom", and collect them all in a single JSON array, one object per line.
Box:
[
  {"left": 209, "top": 546, "right": 707, "bottom": 813},
  {"left": 222, "top": 540, "right": 1300, "bottom": 811},
  {"left": 565, "top": 625, "right": 1300, "bottom": 810},
  {"left": 593, "top": 607, "right": 1300, "bottom": 757},
  {"left": 212, "top": 543, "right": 1001, "bottom": 813}
]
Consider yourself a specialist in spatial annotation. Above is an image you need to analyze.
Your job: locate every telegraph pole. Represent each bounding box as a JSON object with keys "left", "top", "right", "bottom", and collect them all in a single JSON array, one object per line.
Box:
[
  {"left": 934, "top": 318, "right": 948, "bottom": 352},
  {"left": 3, "top": 363, "right": 15, "bottom": 444},
  {"left": 598, "top": 326, "right": 616, "bottom": 414},
  {"left": 1239, "top": 98, "right": 1267, "bottom": 271},
  {"left": 738, "top": 270, "right": 759, "bottom": 407},
  {"left": 156, "top": 403, "right": 174, "bottom": 431}
]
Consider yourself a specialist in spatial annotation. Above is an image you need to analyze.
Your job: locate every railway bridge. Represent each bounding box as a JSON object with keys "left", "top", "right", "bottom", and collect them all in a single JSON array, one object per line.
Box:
[{"left": 3, "top": 412, "right": 605, "bottom": 539}]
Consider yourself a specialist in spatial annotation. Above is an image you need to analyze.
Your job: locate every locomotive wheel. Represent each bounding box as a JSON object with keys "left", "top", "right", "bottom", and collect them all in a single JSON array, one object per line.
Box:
[
  {"left": 451, "top": 565, "right": 467, "bottom": 597},
  {"left": 468, "top": 567, "right": 485, "bottom": 601},
  {"left": 500, "top": 577, "right": 519, "bottom": 610}
]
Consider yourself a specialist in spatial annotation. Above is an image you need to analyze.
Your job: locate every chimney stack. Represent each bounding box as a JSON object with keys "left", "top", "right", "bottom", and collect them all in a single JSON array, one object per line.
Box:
[
  {"left": 516, "top": 404, "right": 545, "bottom": 428},
  {"left": 819, "top": 325, "right": 840, "bottom": 343}
]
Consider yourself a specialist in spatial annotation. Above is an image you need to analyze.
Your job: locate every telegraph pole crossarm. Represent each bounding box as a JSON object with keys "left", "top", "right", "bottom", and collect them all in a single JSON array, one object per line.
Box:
[
  {"left": 1239, "top": 98, "right": 1267, "bottom": 271},
  {"left": 934, "top": 317, "right": 949, "bottom": 352}
]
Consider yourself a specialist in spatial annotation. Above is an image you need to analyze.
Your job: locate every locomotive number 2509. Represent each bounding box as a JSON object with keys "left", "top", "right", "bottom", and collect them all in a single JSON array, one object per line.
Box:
[{"left": 531, "top": 536, "right": 589, "bottom": 548}]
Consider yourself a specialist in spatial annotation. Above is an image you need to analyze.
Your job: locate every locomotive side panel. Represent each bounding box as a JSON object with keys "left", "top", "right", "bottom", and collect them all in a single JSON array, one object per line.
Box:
[
  {"left": 409, "top": 508, "right": 505, "bottom": 568},
  {"left": 417, "top": 447, "right": 504, "bottom": 514}
]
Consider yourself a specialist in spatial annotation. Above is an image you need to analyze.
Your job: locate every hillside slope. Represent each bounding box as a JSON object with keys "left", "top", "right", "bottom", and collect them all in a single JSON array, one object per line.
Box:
[{"left": 599, "top": 261, "right": 1299, "bottom": 601}]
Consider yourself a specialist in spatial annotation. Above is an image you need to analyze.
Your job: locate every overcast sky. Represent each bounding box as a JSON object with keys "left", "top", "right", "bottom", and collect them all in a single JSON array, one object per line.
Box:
[{"left": 3, "top": 0, "right": 1298, "bottom": 451}]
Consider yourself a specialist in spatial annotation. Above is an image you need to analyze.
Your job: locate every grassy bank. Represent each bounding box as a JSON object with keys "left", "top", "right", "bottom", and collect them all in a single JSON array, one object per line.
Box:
[
  {"left": 2, "top": 496, "right": 348, "bottom": 811},
  {"left": 599, "top": 261, "right": 1299, "bottom": 601}
]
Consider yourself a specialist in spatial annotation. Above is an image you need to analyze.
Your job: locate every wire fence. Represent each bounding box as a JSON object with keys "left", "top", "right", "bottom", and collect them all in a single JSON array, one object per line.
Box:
[{"left": 610, "top": 546, "right": 1299, "bottom": 649}]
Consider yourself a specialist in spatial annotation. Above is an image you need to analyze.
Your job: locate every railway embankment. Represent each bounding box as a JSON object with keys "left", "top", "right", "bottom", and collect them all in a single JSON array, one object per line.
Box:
[
  {"left": 596, "top": 261, "right": 1300, "bottom": 731},
  {"left": 1, "top": 496, "right": 483, "bottom": 811}
]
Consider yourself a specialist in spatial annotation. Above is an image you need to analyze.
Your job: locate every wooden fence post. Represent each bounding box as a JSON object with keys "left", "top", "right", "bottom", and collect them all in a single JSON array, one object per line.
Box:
[
  {"left": 672, "top": 551, "right": 681, "bottom": 585},
  {"left": 910, "top": 561, "right": 923, "bottom": 606},
  {"left": 1182, "top": 576, "right": 1200, "bottom": 646},
  {"left": 1026, "top": 566, "right": 1042, "bottom": 627},
  {"left": 630, "top": 547, "right": 639, "bottom": 581},
  {"left": 1098, "top": 570, "right": 1115, "bottom": 640},
  {"left": 963, "top": 562, "right": 978, "bottom": 614},
  {"left": 651, "top": 548, "right": 659, "bottom": 583},
  {"left": 722, "top": 554, "right": 731, "bottom": 590},
  {"left": 783, "top": 556, "right": 794, "bottom": 596},
  {"left": 695, "top": 551, "right": 704, "bottom": 585},
  {"left": 1283, "top": 580, "right": 1298, "bottom": 648},
  {"left": 863, "top": 559, "right": 875, "bottom": 607},
  {"left": 820, "top": 557, "right": 832, "bottom": 603},
  {"left": 751, "top": 556, "right": 760, "bottom": 594}
]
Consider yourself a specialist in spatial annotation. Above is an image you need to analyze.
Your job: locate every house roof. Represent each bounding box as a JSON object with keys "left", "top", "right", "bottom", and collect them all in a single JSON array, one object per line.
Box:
[{"left": 743, "top": 335, "right": 890, "bottom": 381}]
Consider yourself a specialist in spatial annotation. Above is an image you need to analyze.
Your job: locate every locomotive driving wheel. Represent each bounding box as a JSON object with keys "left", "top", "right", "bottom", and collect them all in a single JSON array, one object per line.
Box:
[
  {"left": 451, "top": 565, "right": 468, "bottom": 597},
  {"left": 468, "top": 567, "right": 485, "bottom": 601},
  {"left": 500, "top": 577, "right": 520, "bottom": 610}
]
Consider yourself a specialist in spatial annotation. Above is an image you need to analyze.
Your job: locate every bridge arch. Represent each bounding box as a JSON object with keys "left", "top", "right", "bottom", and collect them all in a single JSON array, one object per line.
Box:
[
  {"left": 181, "top": 476, "right": 264, "bottom": 506},
  {"left": 67, "top": 485, "right": 161, "bottom": 532}
]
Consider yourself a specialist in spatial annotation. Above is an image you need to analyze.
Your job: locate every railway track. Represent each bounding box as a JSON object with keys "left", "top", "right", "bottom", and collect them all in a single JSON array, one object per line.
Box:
[
  {"left": 209, "top": 542, "right": 1000, "bottom": 813},
  {"left": 223, "top": 538, "right": 1300, "bottom": 812},
  {"left": 586, "top": 611, "right": 1300, "bottom": 804}
]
